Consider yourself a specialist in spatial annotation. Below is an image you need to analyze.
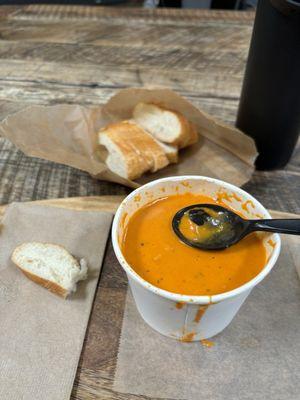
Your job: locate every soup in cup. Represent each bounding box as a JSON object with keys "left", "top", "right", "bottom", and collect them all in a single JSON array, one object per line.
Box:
[{"left": 112, "top": 176, "right": 281, "bottom": 341}]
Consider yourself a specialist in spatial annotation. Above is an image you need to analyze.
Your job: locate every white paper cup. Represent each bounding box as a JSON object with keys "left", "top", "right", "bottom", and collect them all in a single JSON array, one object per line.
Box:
[{"left": 112, "top": 176, "right": 281, "bottom": 341}]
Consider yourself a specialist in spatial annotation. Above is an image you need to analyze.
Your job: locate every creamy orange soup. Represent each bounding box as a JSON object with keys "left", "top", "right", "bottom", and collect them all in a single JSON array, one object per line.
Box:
[{"left": 121, "top": 193, "right": 267, "bottom": 295}]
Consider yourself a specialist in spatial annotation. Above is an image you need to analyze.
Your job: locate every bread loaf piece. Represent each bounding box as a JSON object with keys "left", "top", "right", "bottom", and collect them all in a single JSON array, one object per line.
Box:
[
  {"left": 133, "top": 102, "right": 198, "bottom": 149},
  {"left": 98, "top": 120, "right": 169, "bottom": 180},
  {"left": 127, "top": 118, "right": 178, "bottom": 163},
  {"left": 156, "top": 141, "right": 178, "bottom": 163},
  {"left": 11, "top": 242, "right": 88, "bottom": 298}
]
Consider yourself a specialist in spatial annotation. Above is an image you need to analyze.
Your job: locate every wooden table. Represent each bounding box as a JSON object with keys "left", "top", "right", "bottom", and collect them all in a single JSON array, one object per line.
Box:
[{"left": 0, "top": 5, "right": 299, "bottom": 400}]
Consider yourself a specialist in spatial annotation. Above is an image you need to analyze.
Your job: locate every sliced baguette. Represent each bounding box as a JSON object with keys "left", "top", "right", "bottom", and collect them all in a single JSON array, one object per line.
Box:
[
  {"left": 127, "top": 118, "right": 178, "bottom": 163},
  {"left": 154, "top": 141, "right": 178, "bottom": 163},
  {"left": 133, "top": 102, "right": 198, "bottom": 149},
  {"left": 98, "top": 120, "right": 169, "bottom": 180},
  {"left": 11, "top": 242, "right": 88, "bottom": 298}
]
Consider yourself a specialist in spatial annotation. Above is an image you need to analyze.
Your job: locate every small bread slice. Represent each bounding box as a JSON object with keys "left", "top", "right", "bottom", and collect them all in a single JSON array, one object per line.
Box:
[
  {"left": 133, "top": 102, "right": 198, "bottom": 149},
  {"left": 98, "top": 120, "right": 169, "bottom": 180},
  {"left": 127, "top": 118, "right": 178, "bottom": 163},
  {"left": 155, "top": 141, "right": 178, "bottom": 163},
  {"left": 11, "top": 242, "right": 88, "bottom": 298}
]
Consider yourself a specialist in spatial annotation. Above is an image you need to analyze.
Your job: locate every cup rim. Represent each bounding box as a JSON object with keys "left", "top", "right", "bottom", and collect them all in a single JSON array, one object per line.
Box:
[{"left": 112, "top": 176, "right": 281, "bottom": 305}]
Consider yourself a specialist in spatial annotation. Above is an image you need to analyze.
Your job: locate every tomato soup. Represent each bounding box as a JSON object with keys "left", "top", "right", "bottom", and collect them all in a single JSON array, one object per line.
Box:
[{"left": 121, "top": 193, "right": 267, "bottom": 296}]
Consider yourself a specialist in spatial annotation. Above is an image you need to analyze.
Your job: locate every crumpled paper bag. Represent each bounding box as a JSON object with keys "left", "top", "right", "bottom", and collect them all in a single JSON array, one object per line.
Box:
[{"left": 0, "top": 87, "right": 257, "bottom": 188}]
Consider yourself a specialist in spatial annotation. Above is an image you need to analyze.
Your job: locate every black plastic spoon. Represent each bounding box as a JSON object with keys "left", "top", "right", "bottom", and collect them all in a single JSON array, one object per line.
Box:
[{"left": 172, "top": 204, "right": 300, "bottom": 250}]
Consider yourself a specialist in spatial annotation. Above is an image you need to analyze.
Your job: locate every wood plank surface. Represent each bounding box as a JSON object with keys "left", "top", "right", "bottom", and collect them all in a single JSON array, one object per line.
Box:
[
  {"left": 0, "top": 5, "right": 299, "bottom": 400},
  {"left": 0, "top": 5, "right": 298, "bottom": 212},
  {"left": 1, "top": 195, "right": 295, "bottom": 400}
]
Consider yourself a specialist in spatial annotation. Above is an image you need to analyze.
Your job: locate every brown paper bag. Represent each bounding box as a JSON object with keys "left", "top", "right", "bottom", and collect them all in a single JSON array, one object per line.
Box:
[{"left": 0, "top": 88, "right": 257, "bottom": 188}]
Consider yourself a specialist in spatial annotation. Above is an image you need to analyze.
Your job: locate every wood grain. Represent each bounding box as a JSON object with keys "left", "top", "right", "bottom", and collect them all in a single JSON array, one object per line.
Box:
[
  {"left": 5, "top": 5, "right": 255, "bottom": 23},
  {"left": 0, "top": 5, "right": 299, "bottom": 400},
  {"left": 1, "top": 196, "right": 296, "bottom": 400}
]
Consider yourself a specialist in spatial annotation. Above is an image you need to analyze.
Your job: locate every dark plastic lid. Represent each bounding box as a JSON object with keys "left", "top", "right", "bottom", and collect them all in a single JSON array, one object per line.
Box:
[{"left": 271, "top": 0, "right": 300, "bottom": 15}]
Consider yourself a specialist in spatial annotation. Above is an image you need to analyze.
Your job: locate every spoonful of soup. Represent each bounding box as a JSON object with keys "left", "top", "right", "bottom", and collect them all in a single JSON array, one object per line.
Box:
[{"left": 172, "top": 204, "right": 300, "bottom": 250}]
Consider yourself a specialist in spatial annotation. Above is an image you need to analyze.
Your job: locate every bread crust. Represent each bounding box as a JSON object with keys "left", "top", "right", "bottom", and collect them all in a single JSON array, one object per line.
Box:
[
  {"left": 162, "top": 108, "right": 199, "bottom": 149},
  {"left": 133, "top": 102, "right": 198, "bottom": 149},
  {"left": 98, "top": 104, "right": 198, "bottom": 180},
  {"left": 186, "top": 121, "right": 199, "bottom": 147},
  {"left": 11, "top": 242, "right": 80, "bottom": 299},
  {"left": 17, "top": 267, "right": 68, "bottom": 298},
  {"left": 98, "top": 120, "right": 169, "bottom": 180},
  {"left": 174, "top": 111, "right": 194, "bottom": 149}
]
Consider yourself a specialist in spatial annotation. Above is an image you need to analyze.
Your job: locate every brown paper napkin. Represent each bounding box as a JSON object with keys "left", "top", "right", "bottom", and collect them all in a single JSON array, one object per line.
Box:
[
  {"left": 114, "top": 228, "right": 300, "bottom": 400},
  {"left": 0, "top": 202, "right": 112, "bottom": 400}
]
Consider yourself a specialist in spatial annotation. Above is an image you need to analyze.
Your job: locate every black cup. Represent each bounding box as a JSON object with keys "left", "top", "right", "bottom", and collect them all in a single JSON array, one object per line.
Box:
[{"left": 236, "top": 0, "right": 300, "bottom": 170}]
